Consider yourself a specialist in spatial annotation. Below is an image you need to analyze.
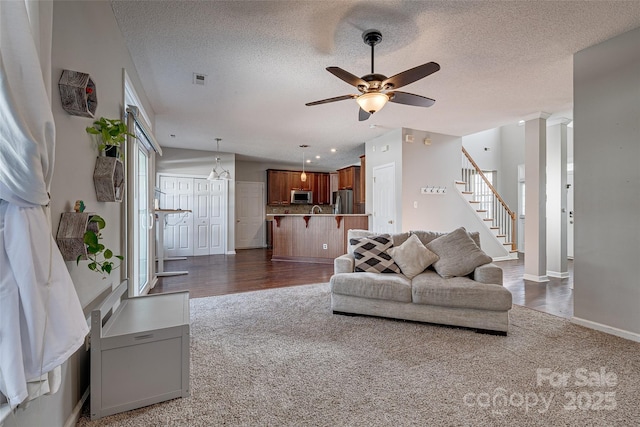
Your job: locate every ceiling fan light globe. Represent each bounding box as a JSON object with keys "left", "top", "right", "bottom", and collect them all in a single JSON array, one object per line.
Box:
[{"left": 356, "top": 92, "right": 388, "bottom": 114}]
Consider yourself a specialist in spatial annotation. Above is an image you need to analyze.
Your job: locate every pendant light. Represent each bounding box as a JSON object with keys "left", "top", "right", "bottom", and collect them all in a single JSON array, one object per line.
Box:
[
  {"left": 300, "top": 144, "right": 309, "bottom": 182},
  {"left": 207, "top": 138, "right": 231, "bottom": 180}
]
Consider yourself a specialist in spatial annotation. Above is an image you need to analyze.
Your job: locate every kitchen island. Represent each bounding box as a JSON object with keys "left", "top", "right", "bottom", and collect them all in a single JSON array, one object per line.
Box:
[{"left": 268, "top": 214, "right": 370, "bottom": 264}]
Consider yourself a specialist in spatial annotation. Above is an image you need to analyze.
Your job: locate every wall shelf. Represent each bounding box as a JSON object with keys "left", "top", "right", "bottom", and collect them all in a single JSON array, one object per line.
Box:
[
  {"left": 94, "top": 157, "right": 124, "bottom": 202},
  {"left": 58, "top": 69, "right": 97, "bottom": 118},
  {"left": 56, "top": 212, "right": 98, "bottom": 261}
]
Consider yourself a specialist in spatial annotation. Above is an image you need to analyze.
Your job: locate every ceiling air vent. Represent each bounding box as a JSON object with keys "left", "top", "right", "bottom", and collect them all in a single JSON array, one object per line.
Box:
[{"left": 193, "top": 73, "right": 207, "bottom": 86}]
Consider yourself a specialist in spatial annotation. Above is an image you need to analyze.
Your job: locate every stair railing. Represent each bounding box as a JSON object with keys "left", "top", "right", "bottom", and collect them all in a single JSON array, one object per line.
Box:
[{"left": 461, "top": 147, "right": 517, "bottom": 251}]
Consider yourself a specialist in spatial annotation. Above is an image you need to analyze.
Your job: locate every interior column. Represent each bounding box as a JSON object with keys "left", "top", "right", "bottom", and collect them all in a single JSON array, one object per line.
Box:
[
  {"left": 546, "top": 119, "right": 570, "bottom": 278},
  {"left": 524, "top": 113, "right": 550, "bottom": 282}
]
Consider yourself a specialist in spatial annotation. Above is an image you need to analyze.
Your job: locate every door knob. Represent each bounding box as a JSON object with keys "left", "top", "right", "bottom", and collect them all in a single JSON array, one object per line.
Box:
[{"left": 388, "top": 220, "right": 393, "bottom": 224}]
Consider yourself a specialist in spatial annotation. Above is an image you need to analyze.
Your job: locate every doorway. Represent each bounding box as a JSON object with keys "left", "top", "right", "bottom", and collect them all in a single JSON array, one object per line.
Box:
[
  {"left": 372, "top": 163, "right": 397, "bottom": 234},
  {"left": 235, "top": 182, "right": 265, "bottom": 249}
]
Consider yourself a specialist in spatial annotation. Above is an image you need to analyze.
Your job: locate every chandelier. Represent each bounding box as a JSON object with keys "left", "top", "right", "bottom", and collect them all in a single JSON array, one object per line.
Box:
[{"left": 207, "top": 138, "right": 231, "bottom": 180}]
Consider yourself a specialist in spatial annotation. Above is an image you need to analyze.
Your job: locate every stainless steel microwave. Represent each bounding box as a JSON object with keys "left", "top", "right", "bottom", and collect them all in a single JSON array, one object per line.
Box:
[{"left": 291, "top": 190, "right": 313, "bottom": 204}]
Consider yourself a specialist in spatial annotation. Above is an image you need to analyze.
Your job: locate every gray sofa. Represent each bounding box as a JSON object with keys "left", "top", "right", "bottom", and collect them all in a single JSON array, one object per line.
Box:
[{"left": 330, "top": 229, "right": 513, "bottom": 334}]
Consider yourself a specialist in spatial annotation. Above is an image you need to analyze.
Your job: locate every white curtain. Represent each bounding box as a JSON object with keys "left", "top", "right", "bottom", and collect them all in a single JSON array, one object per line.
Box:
[{"left": 0, "top": 0, "right": 89, "bottom": 410}]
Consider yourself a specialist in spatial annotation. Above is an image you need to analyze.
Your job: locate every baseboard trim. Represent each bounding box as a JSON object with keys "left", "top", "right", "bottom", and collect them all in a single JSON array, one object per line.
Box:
[
  {"left": 522, "top": 274, "right": 549, "bottom": 282},
  {"left": 225, "top": 250, "right": 236, "bottom": 255},
  {"left": 547, "top": 270, "right": 570, "bottom": 279},
  {"left": 64, "top": 387, "right": 89, "bottom": 427},
  {"left": 571, "top": 317, "right": 640, "bottom": 343}
]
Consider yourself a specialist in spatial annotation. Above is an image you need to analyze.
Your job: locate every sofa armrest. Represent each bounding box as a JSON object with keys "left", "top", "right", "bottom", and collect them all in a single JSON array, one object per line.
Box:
[
  {"left": 334, "top": 254, "right": 354, "bottom": 274},
  {"left": 473, "top": 263, "right": 503, "bottom": 285}
]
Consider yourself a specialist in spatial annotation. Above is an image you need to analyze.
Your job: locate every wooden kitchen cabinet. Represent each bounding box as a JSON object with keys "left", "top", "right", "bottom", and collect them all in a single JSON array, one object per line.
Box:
[
  {"left": 313, "top": 173, "right": 330, "bottom": 205},
  {"left": 290, "top": 171, "right": 313, "bottom": 191},
  {"left": 337, "top": 165, "right": 361, "bottom": 204},
  {"left": 267, "top": 170, "right": 291, "bottom": 205}
]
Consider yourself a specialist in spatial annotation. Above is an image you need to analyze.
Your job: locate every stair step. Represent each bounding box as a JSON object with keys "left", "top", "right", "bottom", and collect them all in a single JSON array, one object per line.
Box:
[
  {"left": 496, "top": 234, "right": 506, "bottom": 238},
  {"left": 462, "top": 191, "right": 473, "bottom": 194},
  {"left": 483, "top": 218, "right": 494, "bottom": 222},
  {"left": 469, "top": 200, "right": 481, "bottom": 204},
  {"left": 503, "top": 242, "right": 514, "bottom": 246},
  {"left": 455, "top": 181, "right": 466, "bottom": 185}
]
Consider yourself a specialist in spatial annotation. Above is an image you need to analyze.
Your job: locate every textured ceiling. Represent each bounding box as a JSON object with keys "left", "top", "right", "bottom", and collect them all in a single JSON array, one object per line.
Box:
[{"left": 110, "top": 0, "right": 640, "bottom": 171}]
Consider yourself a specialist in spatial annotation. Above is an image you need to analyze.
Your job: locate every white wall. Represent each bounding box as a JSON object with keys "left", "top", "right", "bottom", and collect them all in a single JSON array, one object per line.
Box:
[
  {"left": 5, "top": 1, "right": 154, "bottom": 426},
  {"left": 363, "top": 128, "right": 505, "bottom": 257},
  {"left": 573, "top": 26, "right": 640, "bottom": 338},
  {"left": 462, "top": 127, "right": 502, "bottom": 173},
  {"left": 157, "top": 147, "right": 236, "bottom": 253}
]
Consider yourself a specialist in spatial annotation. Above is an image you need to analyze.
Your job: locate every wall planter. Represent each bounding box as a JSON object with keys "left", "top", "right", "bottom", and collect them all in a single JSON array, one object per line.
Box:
[
  {"left": 56, "top": 212, "right": 99, "bottom": 261},
  {"left": 58, "top": 69, "right": 97, "bottom": 118},
  {"left": 94, "top": 157, "right": 124, "bottom": 202}
]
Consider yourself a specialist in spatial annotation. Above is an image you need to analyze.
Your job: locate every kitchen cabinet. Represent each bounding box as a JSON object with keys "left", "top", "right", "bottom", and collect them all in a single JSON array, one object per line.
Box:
[
  {"left": 267, "top": 170, "right": 291, "bottom": 205},
  {"left": 290, "top": 171, "right": 313, "bottom": 191},
  {"left": 313, "top": 173, "right": 330, "bottom": 205},
  {"left": 337, "top": 165, "right": 361, "bottom": 205}
]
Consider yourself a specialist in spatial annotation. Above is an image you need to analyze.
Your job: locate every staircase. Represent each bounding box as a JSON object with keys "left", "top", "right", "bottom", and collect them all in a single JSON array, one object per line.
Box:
[{"left": 456, "top": 147, "right": 518, "bottom": 260}]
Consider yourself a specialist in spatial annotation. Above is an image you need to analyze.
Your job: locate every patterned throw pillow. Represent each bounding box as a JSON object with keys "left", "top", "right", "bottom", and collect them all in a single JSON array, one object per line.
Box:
[{"left": 350, "top": 234, "right": 401, "bottom": 274}]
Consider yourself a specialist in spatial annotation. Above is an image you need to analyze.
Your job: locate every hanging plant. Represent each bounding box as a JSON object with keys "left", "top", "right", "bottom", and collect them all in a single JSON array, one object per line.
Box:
[
  {"left": 85, "top": 117, "right": 135, "bottom": 158},
  {"left": 77, "top": 214, "right": 123, "bottom": 276}
]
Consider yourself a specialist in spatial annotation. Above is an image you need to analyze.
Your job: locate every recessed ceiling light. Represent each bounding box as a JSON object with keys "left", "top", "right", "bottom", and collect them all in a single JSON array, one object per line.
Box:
[
  {"left": 306, "top": 159, "right": 311, "bottom": 163},
  {"left": 330, "top": 148, "right": 336, "bottom": 153},
  {"left": 315, "top": 155, "right": 320, "bottom": 159}
]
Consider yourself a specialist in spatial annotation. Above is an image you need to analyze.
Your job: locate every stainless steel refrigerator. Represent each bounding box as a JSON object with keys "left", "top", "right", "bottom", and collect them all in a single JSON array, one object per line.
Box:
[{"left": 332, "top": 189, "right": 353, "bottom": 214}]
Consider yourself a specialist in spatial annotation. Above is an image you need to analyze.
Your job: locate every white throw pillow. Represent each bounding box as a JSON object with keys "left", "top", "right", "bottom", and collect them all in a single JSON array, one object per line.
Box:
[{"left": 387, "top": 234, "right": 439, "bottom": 279}]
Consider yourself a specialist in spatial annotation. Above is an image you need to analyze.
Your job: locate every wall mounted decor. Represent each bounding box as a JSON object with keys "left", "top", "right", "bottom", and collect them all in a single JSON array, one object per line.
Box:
[
  {"left": 58, "top": 69, "right": 97, "bottom": 117},
  {"left": 94, "top": 157, "right": 124, "bottom": 202}
]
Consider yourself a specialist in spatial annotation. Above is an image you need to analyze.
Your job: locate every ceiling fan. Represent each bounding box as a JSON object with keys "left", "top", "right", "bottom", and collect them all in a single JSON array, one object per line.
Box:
[{"left": 306, "top": 29, "right": 440, "bottom": 121}]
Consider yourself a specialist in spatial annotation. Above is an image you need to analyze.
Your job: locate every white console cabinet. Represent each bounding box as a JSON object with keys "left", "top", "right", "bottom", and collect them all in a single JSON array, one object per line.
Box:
[{"left": 90, "top": 281, "right": 190, "bottom": 420}]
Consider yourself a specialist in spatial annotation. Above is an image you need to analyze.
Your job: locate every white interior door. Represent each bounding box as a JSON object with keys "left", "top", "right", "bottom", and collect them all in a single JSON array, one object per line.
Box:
[
  {"left": 160, "top": 176, "right": 194, "bottom": 257},
  {"left": 372, "top": 163, "right": 396, "bottom": 234},
  {"left": 193, "top": 179, "right": 211, "bottom": 256},
  {"left": 236, "top": 181, "right": 264, "bottom": 248},
  {"left": 209, "top": 179, "right": 226, "bottom": 254}
]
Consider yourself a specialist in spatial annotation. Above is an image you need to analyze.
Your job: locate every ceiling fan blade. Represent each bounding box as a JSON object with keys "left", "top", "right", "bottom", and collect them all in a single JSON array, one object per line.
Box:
[
  {"left": 388, "top": 91, "right": 436, "bottom": 108},
  {"left": 382, "top": 62, "right": 440, "bottom": 90},
  {"left": 305, "top": 94, "right": 356, "bottom": 106},
  {"left": 358, "top": 108, "right": 371, "bottom": 121},
  {"left": 327, "top": 67, "right": 368, "bottom": 89}
]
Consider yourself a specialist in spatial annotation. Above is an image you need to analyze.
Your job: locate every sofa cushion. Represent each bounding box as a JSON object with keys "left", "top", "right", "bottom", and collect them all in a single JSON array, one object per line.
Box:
[
  {"left": 330, "top": 272, "right": 412, "bottom": 303},
  {"left": 426, "top": 227, "right": 492, "bottom": 278},
  {"left": 387, "top": 234, "right": 439, "bottom": 279},
  {"left": 411, "top": 271, "right": 512, "bottom": 311},
  {"left": 351, "top": 235, "right": 401, "bottom": 274},
  {"left": 347, "top": 229, "right": 410, "bottom": 256},
  {"left": 411, "top": 230, "right": 481, "bottom": 248}
]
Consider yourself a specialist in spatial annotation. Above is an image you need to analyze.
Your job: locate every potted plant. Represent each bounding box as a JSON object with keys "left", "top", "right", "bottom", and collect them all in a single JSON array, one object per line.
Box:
[
  {"left": 77, "top": 214, "right": 123, "bottom": 276},
  {"left": 86, "top": 116, "right": 134, "bottom": 159}
]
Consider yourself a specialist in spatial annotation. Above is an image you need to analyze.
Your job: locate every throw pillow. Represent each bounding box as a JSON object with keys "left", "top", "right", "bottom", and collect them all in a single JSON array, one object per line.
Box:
[
  {"left": 426, "top": 227, "right": 492, "bottom": 278},
  {"left": 351, "top": 234, "right": 401, "bottom": 274},
  {"left": 387, "top": 234, "right": 439, "bottom": 279}
]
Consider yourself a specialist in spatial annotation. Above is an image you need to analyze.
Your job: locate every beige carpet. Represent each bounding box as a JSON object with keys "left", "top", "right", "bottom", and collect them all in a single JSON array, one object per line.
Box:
[{"left": 77, "top": 283, "right": 640, "bottom": 426}]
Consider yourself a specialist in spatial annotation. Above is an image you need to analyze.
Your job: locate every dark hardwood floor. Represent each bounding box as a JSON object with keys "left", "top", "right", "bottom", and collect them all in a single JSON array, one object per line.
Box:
[{"left": 151, "top": 249, "right": 573, "bottom": 318}]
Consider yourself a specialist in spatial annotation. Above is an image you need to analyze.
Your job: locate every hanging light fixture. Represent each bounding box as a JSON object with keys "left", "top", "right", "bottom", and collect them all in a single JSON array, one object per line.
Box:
[
  {"left": 356, "top": 92, "right": 389, "bottom": 114},
  {"left": 207, "top": 138, "right": 231, "bottom": 180},
  {"left": 299, "top": 144, "right": 309, "bottom": 182}
]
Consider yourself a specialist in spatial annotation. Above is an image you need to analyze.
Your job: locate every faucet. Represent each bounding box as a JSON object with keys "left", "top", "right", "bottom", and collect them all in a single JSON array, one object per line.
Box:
[{"left": 310, "top": 205, "right": 322, "bottom": 214}]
